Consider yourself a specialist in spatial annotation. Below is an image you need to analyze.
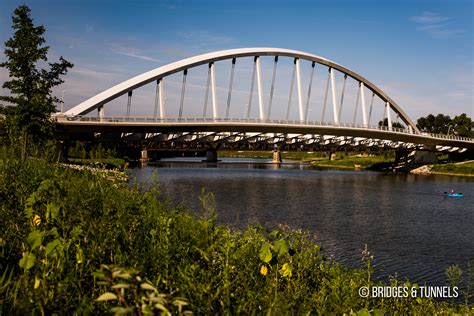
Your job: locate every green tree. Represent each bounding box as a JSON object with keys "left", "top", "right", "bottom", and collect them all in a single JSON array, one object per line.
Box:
[
  {"left": 451, "top": 113, "right": 473, "bottom": 137},
  {"left": 378, "top": 118, "right": 404, "bottom": 129},
  {"left": 0, "top": 5, "right": 73, "bottom": 160},
  {"left": 416, "top": 113, "right": 451, "bottom": 134}
]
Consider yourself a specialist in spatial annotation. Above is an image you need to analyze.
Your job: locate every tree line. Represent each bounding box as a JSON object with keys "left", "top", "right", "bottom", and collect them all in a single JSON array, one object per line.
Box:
[{"left": 416, "top": 113, "right": 473, "bottom": 137}]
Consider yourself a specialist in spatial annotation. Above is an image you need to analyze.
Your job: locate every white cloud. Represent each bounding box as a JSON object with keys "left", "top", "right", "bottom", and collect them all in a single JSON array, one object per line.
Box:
[
  {"left": 411, "top": 11, "right": 465, "bottom": 39},
  {"left": 109, "top": 44, "right": 161, "bottom": 63},
  {"left": 411, "top": 12, "right": 450, "bottom": 24}
]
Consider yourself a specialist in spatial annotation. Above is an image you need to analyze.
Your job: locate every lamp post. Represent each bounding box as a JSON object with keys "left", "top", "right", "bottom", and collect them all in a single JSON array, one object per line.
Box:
[
  {"left": 447, "top": 124, "right": 457, "bottom": 137},
  {"left": 61, "top": 90, "right": 66, "bottom": 113}
]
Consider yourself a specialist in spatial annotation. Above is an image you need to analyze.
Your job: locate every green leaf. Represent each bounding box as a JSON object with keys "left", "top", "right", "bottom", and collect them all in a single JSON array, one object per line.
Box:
[
  {"left": 273, "top": 239, "right": 288, "bottom": 257},
  {"left": 373, "top": 309, "right": 385, "bottom": 316},
  {"left": 96, "top": 292, "right": 118, "bottom": 301},
  {"left": 140, "top": 282, "right": 157, "bottom": 291},
  {"left": 27, "top": 230, "right": 44, "bottom": 249},
  {"left": 45, "top": 239, "right": 61, "bottom": 256},
  {"left": 46, "top": 203, "right": 59, "bottom": 220},
  {"left": 259, "top": 243, "right": 272, "bottom": 263},
  {"left": 173, "top": 299, "right": 188, "bottom": 307},
  {"left": 111, "top": 283, "right": 130, "bottom": 289},
  {"left": 154, "top": 303, "right": 170, "bottom": 314},
  {"left": 116, "top": 273, "right": 132, "bottom": 280},
  {"left": 270, "top": 229, "right": 279, "bottom": 237},
  {"left": 19, "top": 252, "right": 36, "bottom": 270},
  {"left": 356, "top": 308, "right": 370, "bottom": 316}
]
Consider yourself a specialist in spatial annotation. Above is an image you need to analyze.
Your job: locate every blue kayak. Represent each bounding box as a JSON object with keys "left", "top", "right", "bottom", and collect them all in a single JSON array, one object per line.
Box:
[{"left": 445, "top": 193, "right": 464, "bottom": 197}]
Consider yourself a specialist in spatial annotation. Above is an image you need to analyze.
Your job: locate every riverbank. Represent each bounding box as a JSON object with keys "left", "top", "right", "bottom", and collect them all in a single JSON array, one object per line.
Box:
[
  {"left": 219, "top": 150, "right": 474, "bottom": 175},
  {"left": 219, "top": 150, "right": 393, "bottom": 170},
  {"left": 59, "top": 162, "right": 129, "bottom": 182},
  {"left": 411, "top": 161, "right": 474, "bottom": 177},
  {"left": 67, "top": 157, "right": 127, "bottom": 169},
  {"left": 1, "top": 151, "right": 472, "bottom": 314}
]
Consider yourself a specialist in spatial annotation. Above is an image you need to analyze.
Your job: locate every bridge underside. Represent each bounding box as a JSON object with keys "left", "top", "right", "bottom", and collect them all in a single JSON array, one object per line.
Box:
[{"left": 56, "top": 120, "right": 472, "bottom": 152}]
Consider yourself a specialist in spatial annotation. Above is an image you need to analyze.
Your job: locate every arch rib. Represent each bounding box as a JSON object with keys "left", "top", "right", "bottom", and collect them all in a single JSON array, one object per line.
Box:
[{"left": 65, "top": 47, "right": 419, "bottom": 133}]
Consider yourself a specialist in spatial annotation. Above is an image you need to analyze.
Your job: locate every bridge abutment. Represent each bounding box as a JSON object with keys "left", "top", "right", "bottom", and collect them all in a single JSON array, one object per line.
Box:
[
  {"left": 412, "top": 149, "right": 437, "bottom": 164},
  {"left": 393, "top": 148, "right": 438, "bottom": 171}
]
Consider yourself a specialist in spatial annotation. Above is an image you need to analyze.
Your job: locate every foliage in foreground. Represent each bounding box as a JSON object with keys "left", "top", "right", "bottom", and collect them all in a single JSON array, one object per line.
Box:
[{"left": 0, "top": 151, "right": 472, "bottom": 314}]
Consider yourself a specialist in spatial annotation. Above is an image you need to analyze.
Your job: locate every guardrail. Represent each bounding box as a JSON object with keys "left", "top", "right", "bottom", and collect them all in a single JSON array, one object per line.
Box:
[{"left": 54, "top": 115, "right": 474, "bottom": 143}]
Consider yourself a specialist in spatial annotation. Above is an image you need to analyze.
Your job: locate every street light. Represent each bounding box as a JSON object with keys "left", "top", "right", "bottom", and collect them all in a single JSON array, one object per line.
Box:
[
  {"left": 60, "top": 90, "right": 66, "bottom": 113},
  {"left": 447, "top": 124, "right": 457, "bottom": 137}
]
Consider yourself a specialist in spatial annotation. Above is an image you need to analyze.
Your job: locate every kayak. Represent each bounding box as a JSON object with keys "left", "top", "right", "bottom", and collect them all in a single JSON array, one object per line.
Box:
[{"left": 444, "top": 193, "right": 464, "bottom": 197}]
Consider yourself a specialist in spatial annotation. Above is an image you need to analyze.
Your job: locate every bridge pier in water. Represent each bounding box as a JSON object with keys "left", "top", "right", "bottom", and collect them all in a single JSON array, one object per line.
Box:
[
  {"left": 140, "top": 148, "right": 149, "bottom": 164},
  {"left": 272, "top": 150, "right": 282, "bottom": 163},
  {"left": 205, "top": 149, "right": 218, "bottom": 163}
]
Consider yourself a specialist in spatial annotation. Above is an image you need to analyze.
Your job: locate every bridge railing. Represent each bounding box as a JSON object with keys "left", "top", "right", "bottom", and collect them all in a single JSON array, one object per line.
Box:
[{"left": 56, "top": 115, "right": 473, "bottom": 143}]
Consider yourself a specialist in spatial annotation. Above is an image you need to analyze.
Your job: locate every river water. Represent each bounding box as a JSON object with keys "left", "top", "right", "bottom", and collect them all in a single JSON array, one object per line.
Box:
[{"left": 128, "top": 158, "right": 474, "bottom": 288}]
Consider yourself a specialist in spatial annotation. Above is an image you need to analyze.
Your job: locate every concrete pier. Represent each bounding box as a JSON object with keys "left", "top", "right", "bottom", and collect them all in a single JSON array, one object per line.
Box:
[
  {"left": 139, "top": 148, "right": 149, "bottom": 163},
  {"left": 205, "top": 150, "right": 218, "bottom": 163},
  {"left": 272, "top": 150, "right": 282, "bottom": 163}
]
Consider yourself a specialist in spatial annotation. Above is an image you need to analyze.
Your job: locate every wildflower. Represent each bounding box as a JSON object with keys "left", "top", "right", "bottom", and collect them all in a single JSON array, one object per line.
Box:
[
  {"left": 279, "top": 263, "right": 292, "bottom": 278},
  {"left": 32, "top": 214, "right": 41, "bottom": 226},
  {"left": 260, "top": 265, "right": 268, "bottom": 276},
  {"left": 34, "top": 276, "right": 41, "bottom": 289}
]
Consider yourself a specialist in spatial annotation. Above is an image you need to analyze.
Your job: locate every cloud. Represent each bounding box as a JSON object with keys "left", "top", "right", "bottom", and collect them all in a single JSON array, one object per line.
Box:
[
  {"left": 411, "top": 12, "right": 465, "bottom": 39},
  {"left": 412, "top": 12, "right": 449, "bottom": 24},
  {"left": 109, "top": 44, "right": 161, "bottom": 63}
]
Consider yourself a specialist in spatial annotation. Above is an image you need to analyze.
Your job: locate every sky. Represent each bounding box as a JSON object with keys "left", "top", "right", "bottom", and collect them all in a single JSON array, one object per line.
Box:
[{"left": 0, "top": 0, "right": 472, "bottom": 123}]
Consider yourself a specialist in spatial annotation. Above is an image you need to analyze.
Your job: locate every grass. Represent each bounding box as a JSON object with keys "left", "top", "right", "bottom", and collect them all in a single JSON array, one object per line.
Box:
[
  {"left": 1, "top": 148, "right": 472, "bottom": 314},
  {"left": 431, "top": 161, "right": 474, "bottom": 176},
  {"left": 311, "top": 154, "right": 394, "bottom": 170}
]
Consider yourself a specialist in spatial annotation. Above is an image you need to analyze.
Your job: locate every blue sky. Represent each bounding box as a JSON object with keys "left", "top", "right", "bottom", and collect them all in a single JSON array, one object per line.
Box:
[{"left": 0, "top": 0, "right": 472, "bottom": 121}]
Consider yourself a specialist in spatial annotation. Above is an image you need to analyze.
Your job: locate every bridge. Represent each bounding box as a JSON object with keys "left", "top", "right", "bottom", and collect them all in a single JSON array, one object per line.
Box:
[{"left": 56, "top": 48, "right": 474, "bottom": 154}]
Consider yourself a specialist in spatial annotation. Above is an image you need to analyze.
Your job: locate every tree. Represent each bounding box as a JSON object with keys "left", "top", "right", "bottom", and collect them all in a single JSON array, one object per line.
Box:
[
  {"left": 0, "top": 5, "right": 73, "bottom": 160},
  {"left": 378, "top": 118, "right": 404, "bottom": 129},
  {"left": 416, "top": 114, "right": 451, "bottom": 134},
  {"left": 451, "top": 113, "right": 473, "bottom": 137}
]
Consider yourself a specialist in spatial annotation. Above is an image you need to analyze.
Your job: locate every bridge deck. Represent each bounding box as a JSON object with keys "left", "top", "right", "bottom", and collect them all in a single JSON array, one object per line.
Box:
[{"left": 55, "top": 116, "right": 474, "bottom": 150}]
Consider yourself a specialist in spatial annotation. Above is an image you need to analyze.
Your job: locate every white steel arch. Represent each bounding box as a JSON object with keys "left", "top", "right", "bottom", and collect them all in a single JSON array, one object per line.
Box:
[{"left": 65, "top": 47, "right": 420, "bottom": 133}]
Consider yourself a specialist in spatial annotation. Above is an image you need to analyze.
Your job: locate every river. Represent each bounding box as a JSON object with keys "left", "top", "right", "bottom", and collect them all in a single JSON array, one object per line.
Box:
[{"left": 128, "top": 158, "right": 474, "bottom": 288}]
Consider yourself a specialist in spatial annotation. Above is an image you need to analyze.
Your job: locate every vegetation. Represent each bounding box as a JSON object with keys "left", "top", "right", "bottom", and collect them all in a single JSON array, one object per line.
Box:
[
  {"left": 1, "top": 150, "right": 473, "bottom": 314},
  {"left": 219, "top": 150, "right": 327, "bottom": 161},
  {"left": 67, "top": 142, "right": 127, "bottom": 169},
  {"left": 378, "top": 118, "right": 404, "bottom": 129},
  {"left": 431, "top": 161, "right": 474, "bottom": 176},
  {"left": 0, "top": 4, "right": 472, "bottom": 314},
  {"left": 0, "top": 5, "right": 73, "bottom": 160},
  {"left": 310, "top": 153, "right": 394, "bottom": 170},
  {"left": 416, "top": 113, "right": 473, "bottom": 137},
  {"left": 219, "top": 150, "right": 395, "bottom": 170}
]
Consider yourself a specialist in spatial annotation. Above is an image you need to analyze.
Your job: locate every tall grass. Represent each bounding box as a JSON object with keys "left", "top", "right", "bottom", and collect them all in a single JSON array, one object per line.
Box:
[{"left": 0, "top": 149, "right": 472, "bottom": 314}]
